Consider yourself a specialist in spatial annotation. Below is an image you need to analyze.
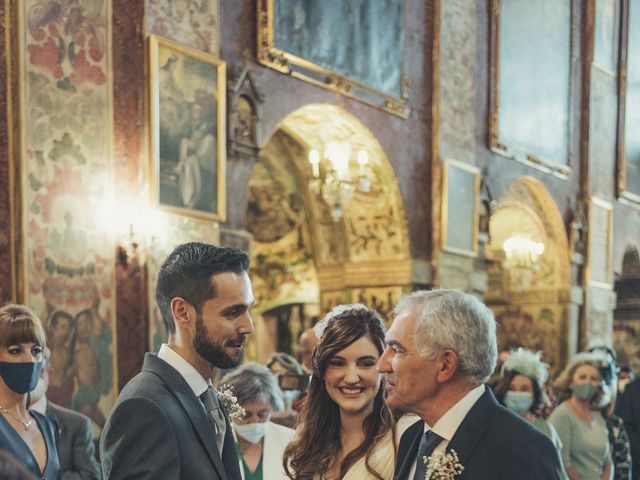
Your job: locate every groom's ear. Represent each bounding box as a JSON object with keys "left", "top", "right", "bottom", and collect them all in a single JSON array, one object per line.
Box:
[
  {"left": 171, "top": 297, "right": 195, "bottom": 332},
  {"left": 435, "top": 349, "right": 459, "bottom": 383}
]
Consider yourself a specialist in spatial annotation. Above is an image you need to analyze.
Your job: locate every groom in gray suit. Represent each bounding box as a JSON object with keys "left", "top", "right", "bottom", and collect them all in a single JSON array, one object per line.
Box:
[
  {"left": 101, "top": 242, "right": 254, "bottom": 480},
  {"left": 379, "top": 289, "right": 565, "bottom": 480}
]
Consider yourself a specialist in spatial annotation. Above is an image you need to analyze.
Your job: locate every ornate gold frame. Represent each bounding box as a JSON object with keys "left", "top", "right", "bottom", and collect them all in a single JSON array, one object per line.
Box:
[
  {"left": 148, "top": 35, "right": 226, "bottom": 222},
  {"left": 586, "top": 196, "right": 614, "bottom": 288},
  {"left": 256, "top": 0, "right": 409, "bottom": 118},
  {"left": 615, "top": 0, "right": 640, "bottom": 205},
  {"left": 440, "top": 159, "right": 480, "bottom": 257},
  {"left": 488, "top": 0, "right": 574, "bottom": 178}
]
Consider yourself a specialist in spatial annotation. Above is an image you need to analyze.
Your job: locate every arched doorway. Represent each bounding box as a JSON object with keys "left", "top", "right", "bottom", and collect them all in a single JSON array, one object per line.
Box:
[
  {"left": 246, "top": 104, "right": 411, "bottom": 362},
  {"left": 614, "top": 245, "right": 640, "bottom": 370},
  {"left": 485, "top": 177, "right": 571, "bottom": 373}
]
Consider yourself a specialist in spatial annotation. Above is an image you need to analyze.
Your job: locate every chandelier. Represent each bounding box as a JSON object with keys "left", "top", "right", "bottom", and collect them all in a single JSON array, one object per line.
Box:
[
  {"left": 308, "top": 142, "right": 371, "bottom": 222},
  {"left": 502, "top": 234, "right": 545, "bottom": 269}
]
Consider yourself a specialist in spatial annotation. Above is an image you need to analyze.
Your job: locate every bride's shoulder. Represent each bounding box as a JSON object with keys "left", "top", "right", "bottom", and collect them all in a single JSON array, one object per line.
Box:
[{"left": 395, "top": 413, "right": 422, "bottom": 436}]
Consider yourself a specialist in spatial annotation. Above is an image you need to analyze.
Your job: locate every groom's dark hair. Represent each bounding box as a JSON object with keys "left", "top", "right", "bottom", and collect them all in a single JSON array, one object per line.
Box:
[{"left": 155, "top": 242, "right": 249, "bottom": 334}]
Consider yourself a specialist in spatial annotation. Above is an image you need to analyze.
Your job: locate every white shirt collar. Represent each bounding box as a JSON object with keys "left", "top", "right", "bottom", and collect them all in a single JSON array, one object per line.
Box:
[
  {"left": 426, "top": 383, "right": 485, "bottom": 441},
  {"left": 158, "top": 344, "right": 211, "bottom": 397}
]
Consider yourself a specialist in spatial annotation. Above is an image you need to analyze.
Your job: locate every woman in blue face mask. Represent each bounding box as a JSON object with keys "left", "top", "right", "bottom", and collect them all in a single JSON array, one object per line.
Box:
[
  {"left": 494, "top": 348, "right": 565, "bottom": 475},
  {"left": 549, "top": 352, "right": 613, "bottom": 480},
  {"left": 219, "top": 362, "right": 295, "bottom": 480},
  {"left": 0, "top": 304, "right": 61, "bottom": 480}
]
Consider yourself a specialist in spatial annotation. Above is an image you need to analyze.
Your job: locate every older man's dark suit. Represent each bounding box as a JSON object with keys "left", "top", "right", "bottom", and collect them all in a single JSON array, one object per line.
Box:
[
  {"left": 46, "top": 402, "right": 101, "bottom": 480},
  {"left": 100, "top": 353, "right": 241, "bottom": 480},
  {"left": 394, "top": 388, "right": 564, "bottom": 480}
]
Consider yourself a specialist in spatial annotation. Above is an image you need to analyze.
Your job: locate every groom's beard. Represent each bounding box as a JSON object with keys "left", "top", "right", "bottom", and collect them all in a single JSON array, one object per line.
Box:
[{"left": 193, "top": 313, "right": 243, "bottom": 369}]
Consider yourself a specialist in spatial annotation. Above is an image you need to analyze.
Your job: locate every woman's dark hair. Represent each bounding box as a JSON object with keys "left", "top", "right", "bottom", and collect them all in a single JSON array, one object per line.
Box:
[
  {"left": 283, "top": 306, "right": 393, "bottom": 480},
  {"left": 494, "top": 369, "right": 543, "bottom": 413},
  {"left": 155, "top": 242, "right": 250, "bottom": 334},
  {"left": 0, "top": 304, "right": 46, "bottom": 349}
]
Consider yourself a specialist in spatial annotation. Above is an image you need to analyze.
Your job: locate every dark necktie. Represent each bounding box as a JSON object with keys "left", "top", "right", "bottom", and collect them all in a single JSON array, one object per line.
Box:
[
  {"left": 413, "top": 430, "right": 443, "bottom": 480},
  {"left": 200, "top": 385, "right": 226, "bottom": 455}
]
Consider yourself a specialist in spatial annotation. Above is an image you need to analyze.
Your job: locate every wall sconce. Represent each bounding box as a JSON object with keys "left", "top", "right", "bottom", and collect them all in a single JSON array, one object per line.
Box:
[{"left": 308, "top": 142, "right": 371, "bottom": 222}]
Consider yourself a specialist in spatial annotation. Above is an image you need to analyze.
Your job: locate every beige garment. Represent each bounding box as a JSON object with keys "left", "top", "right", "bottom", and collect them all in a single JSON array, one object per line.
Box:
[{"left": 313, "top": 414, "right": 419, "bottom": 480}]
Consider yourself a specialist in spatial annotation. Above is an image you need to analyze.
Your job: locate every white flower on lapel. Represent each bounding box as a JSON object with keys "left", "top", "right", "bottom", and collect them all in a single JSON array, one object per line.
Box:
[
  {"left": 423, "top": 449, "right": 464, "bottom": 479},
  {"left": 216, "top": 384, "right": 246, "bottom": 421}
]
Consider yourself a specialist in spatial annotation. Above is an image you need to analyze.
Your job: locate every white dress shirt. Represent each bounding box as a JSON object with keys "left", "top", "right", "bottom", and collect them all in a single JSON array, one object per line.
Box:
[
  {"left": 158, "top": 343, "right": 211, "bottom": 399},
  {"left": 408, "top": 384, "right": 485, "bottom": 478}
]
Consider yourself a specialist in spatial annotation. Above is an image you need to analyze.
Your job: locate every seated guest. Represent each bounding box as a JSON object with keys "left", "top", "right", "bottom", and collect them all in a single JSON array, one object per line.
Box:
[
  {"left": 550, "top": 352, "right": 613, "bottom": 480},
  {"left": 30, "top": 348, "right": 101, "bottom": 480},
  {"left": 220, "top": 362, "right": 294, "bottom": 480},
  {"left": 266, "top": 352, "right": 305, "bottom": 427},
  {"left": 494, "top": 348, "right": 566, "bottom": 474},
  {"left": 283, "top": 304, "right": 416, "bottom": 480}
]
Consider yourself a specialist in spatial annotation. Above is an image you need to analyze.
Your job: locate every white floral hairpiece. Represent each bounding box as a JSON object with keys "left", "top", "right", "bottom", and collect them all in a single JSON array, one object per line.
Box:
[
  {"left": 313, "top": 303, "right": 370, "bottom": 338},
  {"left": 501, "top": 348, "right": 549, "bottom": 387},
  {"left": 216, "top": 384, "right": 246, "bottom": 421},
  {"left": 423, "top": 449, "right": 464, "bottom": 479}
]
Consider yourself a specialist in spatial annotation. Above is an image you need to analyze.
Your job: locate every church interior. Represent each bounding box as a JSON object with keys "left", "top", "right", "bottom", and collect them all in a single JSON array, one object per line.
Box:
[{"left": 1, "top": 0, "right": 640, "bottom": 440}]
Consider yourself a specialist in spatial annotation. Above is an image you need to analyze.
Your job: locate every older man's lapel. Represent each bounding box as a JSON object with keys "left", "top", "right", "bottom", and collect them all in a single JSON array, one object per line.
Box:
[
  {"left": 445, "top": 388, "right": 495, "bottom": 466},
  {"left": 393, "top": 419, "right": 424, "bottom": 480}
]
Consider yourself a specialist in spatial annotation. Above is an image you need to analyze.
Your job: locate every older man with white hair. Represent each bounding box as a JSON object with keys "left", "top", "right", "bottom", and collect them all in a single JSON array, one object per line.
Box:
[{"left": 378, "top": 289, "right": 564, "bottom": 480}]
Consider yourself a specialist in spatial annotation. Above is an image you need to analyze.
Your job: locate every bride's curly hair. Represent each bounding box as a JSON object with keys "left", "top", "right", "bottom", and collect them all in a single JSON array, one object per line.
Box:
[{"left": 283, "top": 305, "right": 395, "bottom": 480}]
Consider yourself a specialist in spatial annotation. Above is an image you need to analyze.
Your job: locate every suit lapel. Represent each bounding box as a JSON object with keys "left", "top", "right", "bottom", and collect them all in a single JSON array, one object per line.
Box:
[
  {"left": 445, "top": 388, "right": 496, "bottom": 465},
  {"left": 143, "top": 354, "right": 229, "bottom": 480},
  {"left": 394, "top": 419, "right": 424, "bottom": 480}
]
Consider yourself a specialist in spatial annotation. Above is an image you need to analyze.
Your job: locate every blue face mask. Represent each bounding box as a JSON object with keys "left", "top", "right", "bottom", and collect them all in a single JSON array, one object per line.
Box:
[
  {"left": 504, "top": 391, "right": 534, "bottom": 415},
  {"left": 573, "top": 383, "right": 600, "bottom": 402},
  {"left": 0, "top": 361, "right": 43, "bottom": 394}
]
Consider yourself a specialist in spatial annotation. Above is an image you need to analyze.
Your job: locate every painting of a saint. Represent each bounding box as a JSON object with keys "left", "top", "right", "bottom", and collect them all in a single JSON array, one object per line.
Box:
[{"left": 150, "top": 36, "right": 226, "bottom": 221}]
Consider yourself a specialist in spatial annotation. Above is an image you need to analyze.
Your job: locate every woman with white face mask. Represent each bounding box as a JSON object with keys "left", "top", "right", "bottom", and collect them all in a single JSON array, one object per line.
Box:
[
  {"left": 494, "top": 348, "right": 565, "bottom": 475},
  {"left": 0, "top": 304, "right": 61, "bottom": 480},
  {"left": 220, "top": 362, "right": 295, "bottom": 480},
  {"left": 550, "top": 353, "right": 613, "bottom": 480}
]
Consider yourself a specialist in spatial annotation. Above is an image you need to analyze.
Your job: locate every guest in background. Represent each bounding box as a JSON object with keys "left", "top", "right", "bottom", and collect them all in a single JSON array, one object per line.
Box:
[
  {"left": 588, "top": 347, "right": 632, "bottom": 480},
  {"left": 220, "top": 362, "right": 294, "bottom": 480},
  {"left": 622, "top": 370, "right": 640, "bottom": 479},
  {"left": 30, "top": 347, "right": 101, "bottom": 480},
  {"left": 284, "top": 304, "right": 415, "bottom": 480},
  {"left": 297, "top": 328, "right": 319, "bottom": 375},
  {"left": 494, "top": 347, "right": 565, "bottom": 469},
  {"left": 0, "top": 304, "right": 61, "bottom": 480},
  {"left": 266, "top": 352, "right": 305, "bottom": 427},
  {"left": 550, "top": 352, "right": 613, "bottom": 480}
]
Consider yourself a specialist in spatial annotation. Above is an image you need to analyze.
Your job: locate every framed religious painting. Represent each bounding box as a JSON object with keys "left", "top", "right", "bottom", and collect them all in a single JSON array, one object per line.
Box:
[
  {"left": 149, "top": 35, "right": 226, "bottom": 222},
  {"left": 441, "top": 159, "right": 480, "bottom": 257},
  {"left": 587, "top": 196, "right": 613, "bottom": 287},
  {"left": 257, "top": 0, "right": 409, "bottom": 117},
  {"left": 489, "top": 0, "right": 573, "bottom": 177}
]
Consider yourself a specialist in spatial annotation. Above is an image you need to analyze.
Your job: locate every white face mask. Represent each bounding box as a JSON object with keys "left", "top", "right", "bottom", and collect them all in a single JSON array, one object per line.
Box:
[{"left": 234, "top": 422, "right": 268, "bottom": 444}]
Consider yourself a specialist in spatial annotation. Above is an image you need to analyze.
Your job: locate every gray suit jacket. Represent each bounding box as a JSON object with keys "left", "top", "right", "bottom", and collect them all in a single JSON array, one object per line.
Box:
[
  {"left": 46, "top": 401, "right": 101, "bottom": 480},
  {"left": 100, "top": 353, "right": 241, "bottom": 480}
]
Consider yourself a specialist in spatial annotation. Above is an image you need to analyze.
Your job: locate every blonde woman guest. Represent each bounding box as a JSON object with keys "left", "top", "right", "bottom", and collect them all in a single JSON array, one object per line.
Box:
[{"left": 550, "top": 352, "right": 613, "bottom": 480}]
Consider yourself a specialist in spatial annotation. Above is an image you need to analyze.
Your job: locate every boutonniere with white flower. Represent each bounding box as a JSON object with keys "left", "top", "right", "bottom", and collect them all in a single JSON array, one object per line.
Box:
[
  {"left": 423, "top": 449, "right": 464, "bottom": 479},
  {"left": 216, "top": 384, "right": 245, "bottom": 421}
]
